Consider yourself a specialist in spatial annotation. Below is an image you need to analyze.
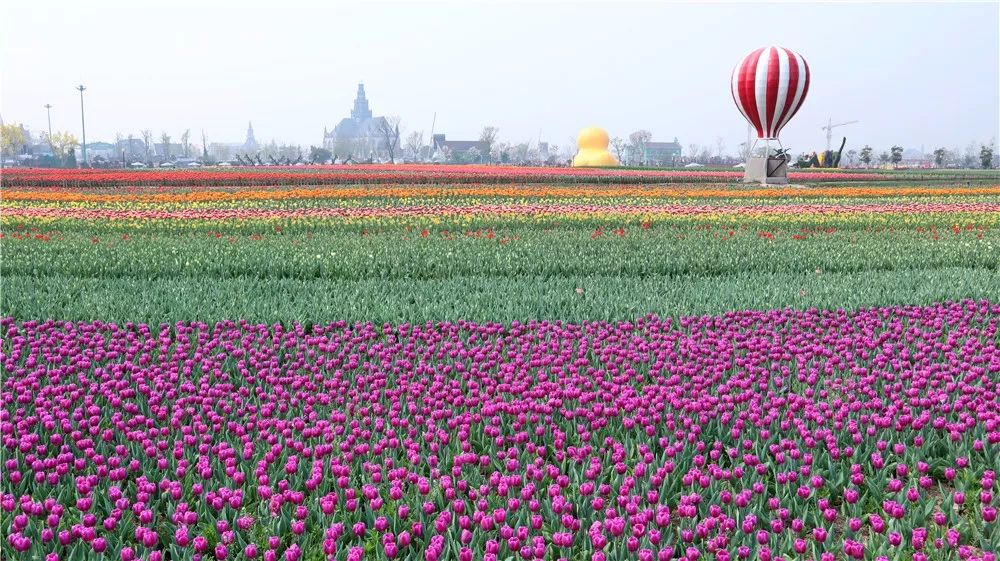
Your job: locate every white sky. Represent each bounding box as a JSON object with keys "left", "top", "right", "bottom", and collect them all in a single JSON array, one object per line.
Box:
[{"left": 2, "top": 0, "right": 998, "bottom": 154}]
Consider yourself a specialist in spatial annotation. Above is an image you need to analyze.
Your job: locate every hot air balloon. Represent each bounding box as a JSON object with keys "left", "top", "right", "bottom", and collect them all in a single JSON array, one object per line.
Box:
[{"left": 731, "top": 46, "right": 810, "bottom": 141}]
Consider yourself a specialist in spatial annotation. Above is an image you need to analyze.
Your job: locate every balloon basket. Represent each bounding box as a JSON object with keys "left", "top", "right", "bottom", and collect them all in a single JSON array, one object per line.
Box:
[{"left": 743, "top": 155, "right": 788, "bottom": 185}]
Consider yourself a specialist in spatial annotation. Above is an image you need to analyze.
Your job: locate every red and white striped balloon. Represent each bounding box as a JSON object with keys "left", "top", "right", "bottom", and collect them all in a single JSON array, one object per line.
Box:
[{"left": 731, "top": 46, "right": 810, "bottom": 140}]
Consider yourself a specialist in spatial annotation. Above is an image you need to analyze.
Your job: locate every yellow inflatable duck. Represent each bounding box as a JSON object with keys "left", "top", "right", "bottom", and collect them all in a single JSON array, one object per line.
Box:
[{"left": 572, "top": 127, "right": 618, "bottom": 167}]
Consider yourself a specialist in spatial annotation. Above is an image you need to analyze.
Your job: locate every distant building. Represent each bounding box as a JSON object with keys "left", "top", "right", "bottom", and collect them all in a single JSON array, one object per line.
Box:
[
  {"left": 75, "top": 142, "right": 117, "bottom": 162},
  {"left": 29, "top": 142, "right": 53, "bottom": 157},
  {"left": 644, "top": 138, "right": 683, "bottom": 166},
  {"left": 243, "top": 122, "right": 259, "bottom": 153},
  {"left": 208, "top": 143, "right": 242, "bottom": 162},
  {"left": 204, "top": 123, "right": 260, "bottom": 162},
  {"left": 117, "top": 138, "right": 147, "bottom": 159},
  {"left": 15, "top": 126, "right": 47, "bottom": 157},
  {"left": 153, "top": 142, "right": 185, "bottom": 158},
  {"left": 322, "top": 83, "right": 398, "bottom": 159},
  {"left": 900, "top": 148, "right": 929, "bottom": 167},
  {"left": 432, "top": 134, "right": 490, "bottom": 164}
]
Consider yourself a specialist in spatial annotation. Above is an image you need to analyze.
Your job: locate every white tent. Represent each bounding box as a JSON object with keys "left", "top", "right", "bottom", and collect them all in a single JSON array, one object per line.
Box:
[
  {"left": 684, "top": 162, "right": 704, "bottom": 168},
  {"left": 129, "top": 162, "right": 147, "bottom": 168}
]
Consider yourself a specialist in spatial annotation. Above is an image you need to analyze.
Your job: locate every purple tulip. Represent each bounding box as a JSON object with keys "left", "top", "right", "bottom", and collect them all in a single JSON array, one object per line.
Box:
[{"left": 0, "top": 302, "right": 997, "bottom": 561}]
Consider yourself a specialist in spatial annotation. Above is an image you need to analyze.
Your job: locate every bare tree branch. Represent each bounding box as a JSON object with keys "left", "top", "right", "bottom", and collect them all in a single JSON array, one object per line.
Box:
[
  {"left": 628, "top": 130, "right": 652, "bottom": 166},
  {"left": 610, "top": 137, "right": 628, "bottom": 163},
  {"left": 377, "top": 116, "right": 402, "bottom": 163},
  {"left": 404, "top": 130, "right": 424, "bottom": 161},
  {"left": 479, "top": 126, "right": 499, "bottom": 163}
]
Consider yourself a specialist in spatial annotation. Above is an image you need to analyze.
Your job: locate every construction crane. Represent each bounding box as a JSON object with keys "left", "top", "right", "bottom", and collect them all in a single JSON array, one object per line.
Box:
[{"left": 822, "top": 118, "right": 858, "bottom": 152}]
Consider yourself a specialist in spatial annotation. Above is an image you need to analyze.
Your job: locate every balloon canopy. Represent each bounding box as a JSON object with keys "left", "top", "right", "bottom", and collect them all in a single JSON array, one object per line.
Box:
[
  {"left": 731, "top": 46, "right": 810, "bottom": 141},
  {"left": 572, "top": 127, "right": 618, "bottom": 167}
]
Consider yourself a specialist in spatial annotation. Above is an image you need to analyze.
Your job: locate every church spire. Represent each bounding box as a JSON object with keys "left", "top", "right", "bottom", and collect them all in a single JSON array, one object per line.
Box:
[
  {"left": 243, "top": 121, "right": 258, "bottom": 152},
  {"left": 351, "top": 83, "right": 372, "bottom": 121}
]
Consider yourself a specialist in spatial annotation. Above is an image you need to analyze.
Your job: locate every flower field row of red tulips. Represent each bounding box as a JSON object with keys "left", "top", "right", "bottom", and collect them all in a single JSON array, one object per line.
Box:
[
  {"left": 6, "top": 165, "right": 991, "bottom": 188},
  {"left": 3, "top": 167, "right": 999, "bottom": 561}
]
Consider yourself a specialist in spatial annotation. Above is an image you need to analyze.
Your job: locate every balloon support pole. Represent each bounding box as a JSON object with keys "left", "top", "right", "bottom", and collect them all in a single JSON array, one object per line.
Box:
[{"left": 743, "top": 138, "right": 788, "bottom": 185}]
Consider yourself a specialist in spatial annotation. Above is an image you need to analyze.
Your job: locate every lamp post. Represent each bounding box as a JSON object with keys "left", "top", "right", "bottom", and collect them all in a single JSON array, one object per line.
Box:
[
  {"left": 76, "top": 85, "right": 87, "bottom": 167},
  {"left": 43, "top": 104, "right": 54, "bottom": 154}
]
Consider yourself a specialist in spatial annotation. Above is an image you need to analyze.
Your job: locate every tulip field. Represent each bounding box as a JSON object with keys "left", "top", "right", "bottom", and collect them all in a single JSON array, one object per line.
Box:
[{"left": 2, "top": 166, "right": 1000, "bottom": 561}]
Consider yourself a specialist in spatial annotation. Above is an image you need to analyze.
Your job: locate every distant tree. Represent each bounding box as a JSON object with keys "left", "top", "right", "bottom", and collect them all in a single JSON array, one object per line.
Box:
[
  {"left": 126, "top": 133, "right": 137, "bottom": 160},
  {"left": 201, "top": 130, "right": 209, "bottom": 161},
  {"left": 334, "top": 138, "right": 357, "bottom": 161},
  {"left": 561, "top": 142, "right": 576, "bottom": 163},
  {"left": 377, "top": 116, "right": 402, "bottom": 163},
  {"left": 525, "top": 144, "right": 541, "bottom": 164},
  {"left": 610, "top": 137, "right": 628, "bottom": 163},
  {"left": 697, "top": 146, "right": 713, "bottom": 163},
  {"left": 437, "top": 146, "right": 453, "bottom": 163},
  {"left": 113, "top": 132, "right": 124, "bottom": 165},
  {"left": 931, "top": 147, "right": 947, "bottom": 167},
  {"left": 479, "top": 126, "right": 499, "bottom": 162},
  {"left": 714, "top": 136, "right": 726, "bottom": 158},
  {"left": 49, "top": 131, "right": 79, "bottom": 159},
  {"left": 510, "top": 142, "right": 531, "bottom": 164},
  {"left": 404, "top": 131, "right": 424, "bottom": 161},
  {"left": 963, "top": 142, "right": 978, "bottom": 168},
  {"left": 845, "top": 149, "right": 858, "bottom": 167},
  {"left": 275, "top": 143, "right": 301, "bottom": 162},
  {"left": 160, "top": 132, "right": 172, "bottom": 159},
  {"left": 546, "top": 145, "right": 560, "bottom": 165},
  {"left": 465, "top": 146, "right": 482, "bottom": 164},
  {"left": 889, "top": 146, "right": 903, "bottom": 167},
  {"left": 981, "top": 145, "right": 995, "bottom": 169},
  {"left": 492, "top": 142, "right": 511, "bottom": 164},
  {"left": 688, "top": 143, "right": 700, "bottom": 163},
  {"left": 309, "top": 146, "right": 332, "bottom": 164},
  {"left": 181, "top": 129, "right": 191, "bottom": 157},
  {"left": 141, "top": 130, "right": 153, "bottom": 162},
  {"left": 628, "top": 130, "right": 652, "bottom": 166},
  {"left": 46, "top": 131, "right": 79, "bottom": 166},
  {"left": 1, "top": 123, "right": 27, "bottom": 158},
  {"left": 859, "top": 145, "right": 873, "bottom": 167},
  {"left": 878, "top": 152, "right": 890, "bottom": 166},
  {"left": 260, "top": 139, "right": 279, "bottom": 159},
  {"left": 737, "top": 141, "right": 751, "bottom": 161}
]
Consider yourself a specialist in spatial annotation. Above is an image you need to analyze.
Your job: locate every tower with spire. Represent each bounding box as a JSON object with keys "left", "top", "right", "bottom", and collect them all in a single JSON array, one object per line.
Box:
[
  {"left": 351, "top": 84, "right": 373, "bottom": 121},
  {"left": 243, "top": 121, "right": 259, "bottom": 153}
]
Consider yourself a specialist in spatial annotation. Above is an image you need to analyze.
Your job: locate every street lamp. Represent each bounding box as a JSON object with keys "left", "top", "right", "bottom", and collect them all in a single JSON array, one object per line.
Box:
[
  {"left": 43, "top": 104, "right": 54, "bottom": 153},
  {"left": 76, "top": 85, "right": 87, "bottom": 167}
]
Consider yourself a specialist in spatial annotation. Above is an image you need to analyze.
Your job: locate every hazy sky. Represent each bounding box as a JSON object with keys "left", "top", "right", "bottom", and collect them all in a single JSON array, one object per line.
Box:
[{"left": 2, "top": 1, "right": 998, "bottom": 155}]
